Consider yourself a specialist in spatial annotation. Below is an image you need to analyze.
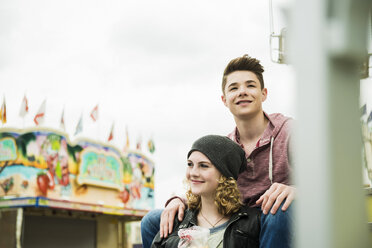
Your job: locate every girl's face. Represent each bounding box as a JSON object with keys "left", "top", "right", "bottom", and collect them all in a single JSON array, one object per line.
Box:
[{"left": 186, "top": 151, "right": 221, "bottom": 198}]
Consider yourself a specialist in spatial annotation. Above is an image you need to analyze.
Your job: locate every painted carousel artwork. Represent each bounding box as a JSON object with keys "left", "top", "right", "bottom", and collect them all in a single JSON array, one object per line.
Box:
[{"left": 0, "top": 128, "right": 155, "bottom": 213}]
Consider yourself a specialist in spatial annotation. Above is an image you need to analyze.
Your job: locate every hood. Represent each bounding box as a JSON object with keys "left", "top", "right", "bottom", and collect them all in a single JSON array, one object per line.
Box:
[{"left": 262, "top": 112, "right": 292, "bottom": 141}]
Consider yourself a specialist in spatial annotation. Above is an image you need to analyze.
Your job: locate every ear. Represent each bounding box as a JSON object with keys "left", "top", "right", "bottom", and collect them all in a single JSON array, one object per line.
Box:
[
  {"left": 261, "top": 88, "right": 268, "bottom": 102},
  {"left": 221, "top": 95, "right": 227, "bottom": 107}
]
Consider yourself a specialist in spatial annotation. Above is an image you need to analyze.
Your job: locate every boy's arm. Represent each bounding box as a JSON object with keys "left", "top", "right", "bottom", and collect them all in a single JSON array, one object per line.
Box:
[
  {"left": 256, "top": 119, "right": 296, "bottom": 215},
  {"left": 160, "top": 196, "right": 187, "bottom": 238},
  {"left": 164, "top": 196, "right": 187, "bottom": 208}
]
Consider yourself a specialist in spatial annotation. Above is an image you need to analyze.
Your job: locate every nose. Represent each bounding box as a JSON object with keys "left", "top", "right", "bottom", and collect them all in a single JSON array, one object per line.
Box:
[
  {"left": 237, "top": 85, "right": 248, "bottom": 96},
  {"left": 189, "top": 166, "right": 199, "bottom": 177}
]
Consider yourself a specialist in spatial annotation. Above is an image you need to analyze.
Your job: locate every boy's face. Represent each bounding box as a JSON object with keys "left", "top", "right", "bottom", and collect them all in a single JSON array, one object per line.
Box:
[{"left": 221, "top": 70, "right": 267, "bottom": 119}]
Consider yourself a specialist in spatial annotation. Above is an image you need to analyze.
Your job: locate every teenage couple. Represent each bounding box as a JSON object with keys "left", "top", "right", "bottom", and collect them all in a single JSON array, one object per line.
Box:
[{"left": 142, "top": 55, "right": 295, "bottom": 248}]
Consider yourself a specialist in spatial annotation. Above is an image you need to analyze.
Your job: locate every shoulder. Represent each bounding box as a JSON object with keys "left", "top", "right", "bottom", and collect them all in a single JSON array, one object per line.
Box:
[
  {"left": 268, "top": 113, "right": 293, "bottom": 127},
  {"left": 267, "top": 113, "right": 293, "bottom": 138}
]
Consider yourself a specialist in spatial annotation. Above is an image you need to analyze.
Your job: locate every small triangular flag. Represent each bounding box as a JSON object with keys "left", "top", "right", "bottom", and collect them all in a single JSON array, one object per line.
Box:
[
  {"left": 90, "top": 104, "right": 99, "bottom": 122},
  {"left": 34, "top": 99, "right": 46, "bottom": 126},
  {"left": 367, "top": 111, "right": 372, "bottom": 124},
  {"left": 0, "top": 96, "right": 7, "bottom": 124},
  {"left": 360, "top": 104, "right": 367, "bottom": 117},
  {"left": 60, "top": 107, "right": 65, "bottom": 130},
  {"left": 75, "top": 114, "right": 83, "bottom": 135},
  {"left": 19, "top": 94, "right": 29, "bottom": 118},
  {"left": 108, "top": 122, "right": 115, "bottom": 142}
]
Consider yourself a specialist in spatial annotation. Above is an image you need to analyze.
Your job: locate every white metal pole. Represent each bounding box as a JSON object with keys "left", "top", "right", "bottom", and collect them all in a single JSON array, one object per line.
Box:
[{"left": 290, "top": 0, "right": 372, "bottom": 247}]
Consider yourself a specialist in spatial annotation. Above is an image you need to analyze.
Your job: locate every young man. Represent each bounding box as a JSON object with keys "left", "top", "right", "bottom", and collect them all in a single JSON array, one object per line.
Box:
[{"left": 141, "top": 55, "right": 295, "bottom": 248}]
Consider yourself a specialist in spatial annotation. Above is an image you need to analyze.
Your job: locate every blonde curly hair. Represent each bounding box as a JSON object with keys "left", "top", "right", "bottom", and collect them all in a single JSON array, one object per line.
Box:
[{"left": 186, "top": 175, "right": 243, "bottom": 216}]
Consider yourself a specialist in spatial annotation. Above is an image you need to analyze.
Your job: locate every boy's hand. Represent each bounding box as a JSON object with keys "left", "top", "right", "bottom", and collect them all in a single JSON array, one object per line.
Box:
[
  {"left": 256, "top": 183, "right": 295, "bottom": 215},
  {"left": 160, "top": 198, "right": 186, "bottom": 238}
]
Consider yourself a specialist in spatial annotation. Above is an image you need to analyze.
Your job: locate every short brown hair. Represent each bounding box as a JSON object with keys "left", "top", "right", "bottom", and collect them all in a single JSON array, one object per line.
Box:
[
  {"left": 186, "top": 175, "right": 243, "bottom": 216},
  {"left": 222, "top": 54, "right": 265, "bottom": 94}
]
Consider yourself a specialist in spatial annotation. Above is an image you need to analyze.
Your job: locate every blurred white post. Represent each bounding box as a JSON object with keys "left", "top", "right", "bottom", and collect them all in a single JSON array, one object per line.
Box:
[{"left": 291, "top": 0, "right": 372, "bottom": 247}]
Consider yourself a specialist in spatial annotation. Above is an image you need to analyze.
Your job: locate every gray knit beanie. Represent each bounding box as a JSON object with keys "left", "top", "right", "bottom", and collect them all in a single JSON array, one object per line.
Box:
[{"left": 187, "top": 135, "right": 247, "bottom": 180}]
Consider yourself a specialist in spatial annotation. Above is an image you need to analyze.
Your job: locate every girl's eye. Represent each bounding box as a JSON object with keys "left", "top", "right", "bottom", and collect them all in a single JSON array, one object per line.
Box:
[
  {"left": 229, "top": 87, "right": 237, "bottom": 91},
  {"left": 200, "top": 163, "right": 209, "bottom": 168},
  {"left": 187, "top": 162, "right": 193, "bottom": 167}
]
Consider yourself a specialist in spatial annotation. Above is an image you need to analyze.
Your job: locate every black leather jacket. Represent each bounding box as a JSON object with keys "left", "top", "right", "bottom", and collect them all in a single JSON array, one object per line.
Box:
[{"left": 151, "top": 206, "right": 260, "bottom": 248}]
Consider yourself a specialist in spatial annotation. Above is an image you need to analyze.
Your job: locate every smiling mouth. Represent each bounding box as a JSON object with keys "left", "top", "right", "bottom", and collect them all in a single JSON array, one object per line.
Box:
[
  {"left": 236, "top": 100, "right": 252, "bottom": 105},
  {"left": 191, "top": 180, "right": 204, "bottom": 183}
]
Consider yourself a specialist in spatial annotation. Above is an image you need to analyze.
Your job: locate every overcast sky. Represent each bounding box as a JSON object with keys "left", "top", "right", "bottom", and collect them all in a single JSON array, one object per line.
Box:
[{"left": 0, "top": 0, "right": 300, "bottom": 208}]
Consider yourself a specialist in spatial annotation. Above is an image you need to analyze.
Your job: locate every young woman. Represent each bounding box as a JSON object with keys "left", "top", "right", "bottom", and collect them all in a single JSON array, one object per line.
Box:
[{"left": 151, "top": 135, "right": 260, "bottom": 248}]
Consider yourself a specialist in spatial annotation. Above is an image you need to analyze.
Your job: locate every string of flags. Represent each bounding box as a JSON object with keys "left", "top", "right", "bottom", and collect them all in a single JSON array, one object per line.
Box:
[
  {"left": 3, "top": 95, "right": 372, "bottom": 155},
  {"left": 0, "top": 95, "right": 156, "bottom": 154}
]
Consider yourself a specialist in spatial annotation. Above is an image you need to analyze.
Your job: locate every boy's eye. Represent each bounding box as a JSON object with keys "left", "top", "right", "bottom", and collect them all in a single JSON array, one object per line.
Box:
[{"left": 187, "top": 162, "right": 193, "bottom": 167}]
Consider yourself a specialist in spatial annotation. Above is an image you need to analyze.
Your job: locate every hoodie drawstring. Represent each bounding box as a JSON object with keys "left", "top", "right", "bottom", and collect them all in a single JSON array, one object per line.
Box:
[{"left": 269, "top": 136, "right": 274, "bottom": 184}]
